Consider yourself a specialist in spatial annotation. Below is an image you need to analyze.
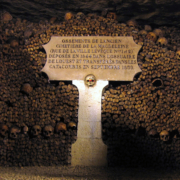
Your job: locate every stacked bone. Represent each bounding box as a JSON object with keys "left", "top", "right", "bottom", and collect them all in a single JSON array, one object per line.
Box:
[
  {"left": 102, "top": 26, "right": 180, "bottom": 167},
  {"left": 0, "top": 11, "right": 180, "bottom": 167}
]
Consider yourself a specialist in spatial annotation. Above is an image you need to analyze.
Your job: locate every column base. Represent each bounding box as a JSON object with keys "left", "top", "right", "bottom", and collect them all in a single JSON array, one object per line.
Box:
[{"left": 71, "top": 138, "right": 107, "bottom": 166}]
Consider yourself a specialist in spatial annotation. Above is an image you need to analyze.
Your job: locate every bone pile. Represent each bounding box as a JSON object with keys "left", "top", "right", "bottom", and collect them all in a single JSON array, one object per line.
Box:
[{"left": 0, "top": 11, "right": 180, "bottom": 167}]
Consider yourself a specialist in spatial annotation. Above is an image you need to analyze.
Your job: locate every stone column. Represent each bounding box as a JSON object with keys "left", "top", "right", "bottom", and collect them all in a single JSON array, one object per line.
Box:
[{"left": 71, "top": 80, "right": 108, "bottom": 166}]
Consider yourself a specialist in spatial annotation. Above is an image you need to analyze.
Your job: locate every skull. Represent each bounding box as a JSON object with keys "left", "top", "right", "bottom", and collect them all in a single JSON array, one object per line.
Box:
[
  {"left": 126, "top": 19, "right": 137, "bottom": 27},
  {"left": 160, "top": 130, "right": 170, "bottom": 142},
  {"left": 153, "top": 28, "right": 163, "bottom": 37},
  {"left": 148, "top": 129, "right": 158, "bottom": 138},
  {"left": 21, "top": 83, "right": 33, "bottom": 94},
  {"left": 156, "top": 37, "right": 168, "bottom": 47},
  {"left": 85, "top": 74, "right": 96, "bottom": 87},
  {"left": 43, "top": 125, "right": 54, "bottom": 138},
  {"left": 0, "top": 124, "right": 8, "bottom": 137},
  {"left": 176, "top": 50, "right": 180, "bottom": 59},
  {"left": 31, "top": 125, "right": 41, "bottom": 137},
  {"left": 76, "top": 12, "right": 85, "bottom": 19},
  {"left": 2, "top": 44, "right": 10, "bottom": 54},
  {"left": 9, "top": 126, "right": 20, "bottom": 139},
  {"left": 120, "top": 23, "right": 126, "bottom": 27},
  {"left": 24, "top": 29, "right": 33, "bottom": 38},
  {"left": 22, "top": 125, "right": 28, "bottom": 135},
  {"left": 10, "top": 39, "right": 19, "bottom": 48},
  {"left": 68, "top": 122, "right": 77, "bottom": 129},
  {"left": 139, "top": 30, "right": 147, "bottom": 36},
  {"left": 64, "top": 12, "right": 74, "bottom": 21},
  {"left": 2, "top": 11, "right": 12, "bottom": 22},
  {"left": 107, "top": 12, "right": 117, "bottom": 20},
  {"left": 146, "top": 32, "right": 157, "bottom": 42},
  {"left": 144, "top": 25, "right": 152, "bottom": 32},
  {"left": 56, "top": 122, "right": 67, "bottom": 134}
]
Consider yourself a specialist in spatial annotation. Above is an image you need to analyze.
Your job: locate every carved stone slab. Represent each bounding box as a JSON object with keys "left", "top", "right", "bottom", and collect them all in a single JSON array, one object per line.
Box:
[
  {"left": 42, "top": 36, "right": 141, "bottom": 81},
  {"left": 41, "top": 36, "right": 142, "bottom": 166}
]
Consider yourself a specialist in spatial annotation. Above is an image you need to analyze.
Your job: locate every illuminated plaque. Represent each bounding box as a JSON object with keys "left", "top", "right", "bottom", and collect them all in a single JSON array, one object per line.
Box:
[{"left": 41, "top": 36, "right": 142, "bottom": 81}]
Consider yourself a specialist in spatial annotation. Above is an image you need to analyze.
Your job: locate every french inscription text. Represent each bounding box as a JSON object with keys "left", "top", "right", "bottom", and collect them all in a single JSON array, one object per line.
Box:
[{"left": 42, "top": 36, "right": 142, "bottom": 81}]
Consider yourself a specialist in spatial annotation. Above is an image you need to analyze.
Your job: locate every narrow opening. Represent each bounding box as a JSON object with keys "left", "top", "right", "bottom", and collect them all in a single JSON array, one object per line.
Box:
[{"left": 152, "top": 78, "right": 163, "bottom": 87}]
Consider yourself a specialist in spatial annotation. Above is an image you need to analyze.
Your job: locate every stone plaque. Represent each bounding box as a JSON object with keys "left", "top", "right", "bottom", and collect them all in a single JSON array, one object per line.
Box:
[
  {"left": 42, "top": 36, "right": 141, "bottom": 81},
  {"left": 41, "top": 36, "right": 142, "bottom": 166}
]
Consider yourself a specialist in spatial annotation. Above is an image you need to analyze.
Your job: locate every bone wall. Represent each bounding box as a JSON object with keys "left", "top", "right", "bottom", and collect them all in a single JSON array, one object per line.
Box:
[{"left": 0, "top": 11, "right": 180, "bottom": 167}]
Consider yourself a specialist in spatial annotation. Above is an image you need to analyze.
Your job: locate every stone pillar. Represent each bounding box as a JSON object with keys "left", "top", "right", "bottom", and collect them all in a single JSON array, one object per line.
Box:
[{"left": 71, "top": 80, "right": 108, "bottom": 166}]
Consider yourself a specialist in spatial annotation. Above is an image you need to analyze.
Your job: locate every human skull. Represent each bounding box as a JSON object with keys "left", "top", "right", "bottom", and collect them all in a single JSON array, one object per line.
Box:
[
  {"left": 160, "top": 130, "right": 170, "bottom": 142},
  {"left": 31, "top": 125, "right": 41, "bottom": 137},
  {"left": 2, "top": 11, "right": 12, "bottom": 22},
  {"left": 153, "top": 28, "right": 163, "bottom": 37},
  {"left": 22, "top": 125, "right": 28, "bottom": 135},
  {"left": 10, "top": 39, "right": 19, "bottom": 48},
  {"left": 9, "top": 126, "right": 20, "bottom": 139},
  {"left": 24, "top": 29, "right": 33, "bottom": 38},
  {"left": 21, "top": 83, "right": 33, "bottom": 94},
  {"left": 2, "top": 44, "right": 10, "bottom": 54},
  {"left": 55, "top": 122, "right": 67, "bottom": 134},
  {"left": 126, "top": 19, "right": 137, "bottom": 27},
  {"left": 156, "top": 37, "right": 168, "bottom": 47},
  {"left": 64, "top": 12, "right": 74, "bottom": 21},
  {"left": 148, "top": 129, "right": 158, "bottom": 138},
  {"left": 68, "top": 122, "right": 76, "bottom": 129},
  {"left": 85, "top": 74, "right": 96, "bottom": 87},
  {"left": 139, "top": 30, "right": 147, "bottom": 36},
  {"left": 146, "top": 32, "right": 157, "bottom": 42},
  {"left": 76, "top": 12, "right": 85, "bottom": 19},
  {"left": 0, "top": 124, "right": 8, "bottom": 137},
  {"left": 144, "top": 25, "right": 152, "bottom": 32},
  {"left": 107, "top": 12, "right": 117, "bottom": 20},
  {"left": 43, "top": 125, "right": 54, "bottom": 138},
  {"left": 176, "top": 50, "right": 180, "bottom": 59}
]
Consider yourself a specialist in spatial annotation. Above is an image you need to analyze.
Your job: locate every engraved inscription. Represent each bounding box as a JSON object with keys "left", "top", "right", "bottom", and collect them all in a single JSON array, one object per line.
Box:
[{"left": 42, "top": 36, "right": 142, "bottom": 81}]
